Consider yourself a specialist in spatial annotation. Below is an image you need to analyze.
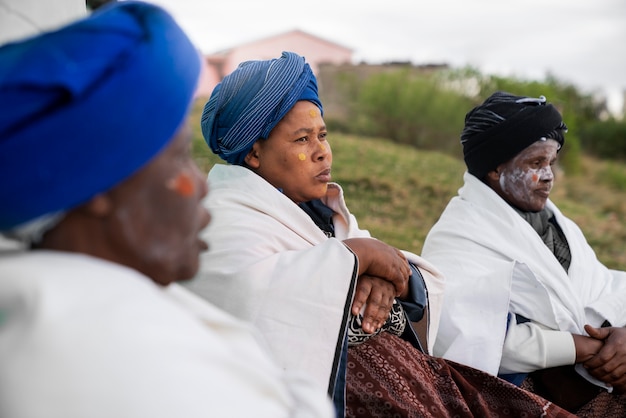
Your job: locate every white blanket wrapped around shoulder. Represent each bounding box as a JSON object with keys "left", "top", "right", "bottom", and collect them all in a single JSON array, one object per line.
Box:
[
  {"left": 188, "top": 164, "right": 445, "bottom": 390},
  {"left": 0, "top": 250, "right": 334, "bottom": 418},
  {"left": 422, "top": 171, "right": 626, "bottom": 378}
]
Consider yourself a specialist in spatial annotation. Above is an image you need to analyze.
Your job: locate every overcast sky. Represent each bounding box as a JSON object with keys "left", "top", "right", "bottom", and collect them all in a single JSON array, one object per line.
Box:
[{"left": 146, "top": 0, "right": 626, "bottom": 114}]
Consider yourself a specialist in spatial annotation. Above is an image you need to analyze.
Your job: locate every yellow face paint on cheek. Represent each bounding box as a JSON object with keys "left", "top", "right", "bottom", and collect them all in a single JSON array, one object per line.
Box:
[
  {"left": 298, "top": 153, "right": 306, "bottom": 161},
  {"left": 167, "top": 172, "right": 195, "bottom": 197}
]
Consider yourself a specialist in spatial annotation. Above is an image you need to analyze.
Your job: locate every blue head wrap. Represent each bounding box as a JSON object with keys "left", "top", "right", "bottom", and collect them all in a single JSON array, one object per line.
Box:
[
  {"left": 0, "top": 1, "right": 201, "bottom": 231},
  {"left": 201, "top": 51, "right": 323, "bottom": 165}
]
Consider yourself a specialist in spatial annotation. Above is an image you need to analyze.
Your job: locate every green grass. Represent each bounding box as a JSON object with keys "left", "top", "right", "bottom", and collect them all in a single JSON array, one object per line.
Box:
[{"left": 190, "top": 99, "right": 626, "bottom": 270}]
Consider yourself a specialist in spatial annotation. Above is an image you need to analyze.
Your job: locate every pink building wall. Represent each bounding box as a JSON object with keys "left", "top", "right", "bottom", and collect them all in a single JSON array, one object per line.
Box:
[{"left": 196, "top": 29, "right": 353, "bottom": 97}]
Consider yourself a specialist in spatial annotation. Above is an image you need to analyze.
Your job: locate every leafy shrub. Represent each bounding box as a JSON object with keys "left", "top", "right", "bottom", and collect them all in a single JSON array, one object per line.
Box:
[
  {"left": 348, "top": 70, "right": 472, "bottom": 155},
  {"left": 580, "top": 119, "right": 626, "bottom": 160},
  {"left": 335, "top": 66, "right": 605, "bottom": 173}
]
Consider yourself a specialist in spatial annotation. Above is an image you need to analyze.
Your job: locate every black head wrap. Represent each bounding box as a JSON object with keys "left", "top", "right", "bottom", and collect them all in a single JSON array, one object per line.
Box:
[{"left": 461, "top": 91, "right": 568, "bottom": 179}]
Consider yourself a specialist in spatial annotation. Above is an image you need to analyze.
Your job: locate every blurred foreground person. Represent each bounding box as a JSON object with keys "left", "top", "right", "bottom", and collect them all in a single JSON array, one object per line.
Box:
[
  {"left": 188, "top": 52, "right": 576, "bottom": 418},
  {"left": 423, "top": 91, "right": 626, "bottom": 416},
  {"left": 0, "top": 3, "right": 333, "bottom": 417}
]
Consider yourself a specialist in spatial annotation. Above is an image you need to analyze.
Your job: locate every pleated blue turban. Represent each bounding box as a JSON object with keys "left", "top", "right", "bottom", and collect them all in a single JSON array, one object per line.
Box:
[
  {"left": 201, "top": 51, "right": 323, "bottom": 165},
  {"left": 0, "top": 1, "right": 201, "bottom": 231}
]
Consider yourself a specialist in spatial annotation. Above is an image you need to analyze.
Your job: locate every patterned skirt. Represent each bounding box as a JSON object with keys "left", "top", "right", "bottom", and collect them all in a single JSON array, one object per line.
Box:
[
  {"left": 345, "top": 332, "right": 575, "bottom": 418},
  {"left": 521, "top": 373, "right": 626, "bottom": 418}
]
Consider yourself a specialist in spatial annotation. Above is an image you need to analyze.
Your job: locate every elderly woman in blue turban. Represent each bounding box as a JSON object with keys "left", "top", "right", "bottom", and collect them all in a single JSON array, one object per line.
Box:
[
  {"left": 188, "top": 53, "right": 576, "bottom": 418},
  {"left": 0, "top": 4, "right": 335, "bottom": 418}
]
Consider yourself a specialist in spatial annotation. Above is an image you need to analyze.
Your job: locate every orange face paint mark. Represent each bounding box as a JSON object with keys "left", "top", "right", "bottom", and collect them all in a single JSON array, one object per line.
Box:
[
  {"left": 319, "top": 144, "right": 326, "bottom": 151},
  {"left": 309, "top": 109, "right": 317, "bottom": 118},
  {"left": 531, "top": 173, "right": 539, "bottom": 182},
  {"left": 298, "top": 153, "right": 306, "bottom": 161},
  {"left": 167, "top": 172, "right": 195, "bottom": 197}
]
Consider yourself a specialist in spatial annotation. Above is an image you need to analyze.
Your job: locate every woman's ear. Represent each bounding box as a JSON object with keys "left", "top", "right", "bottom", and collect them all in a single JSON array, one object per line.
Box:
[
  {"left": 244, "top": 142, "right": 261, "bottom": 169},
  {"left": 486, "top": 168, "right": 500, "bottom": 182},
  {"left": 484, "top": 166, "right": 503, "bottom": 189},
  {"left": 82, "top": 193, "right": 114, "bottom": 217}
]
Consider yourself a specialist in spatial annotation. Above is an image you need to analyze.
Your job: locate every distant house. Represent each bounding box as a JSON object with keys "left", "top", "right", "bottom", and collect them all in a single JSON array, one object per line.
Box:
[{"left": 196, "top": 29, "right": 353, "bottom": 97}]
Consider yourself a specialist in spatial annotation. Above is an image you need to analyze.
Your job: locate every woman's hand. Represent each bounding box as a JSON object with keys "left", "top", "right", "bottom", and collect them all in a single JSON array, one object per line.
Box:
[
  {"left": 343, "top": 238, "right": 410, "bottom": 298},
  {"left": 352, "top": 275, "right": 396, "bottom": 334},
  {"left": 572, "top": 333, "right": 602, "bottom": 363},
  {"left": 582, "top": 325, "right": 626, "bottom": 393}
]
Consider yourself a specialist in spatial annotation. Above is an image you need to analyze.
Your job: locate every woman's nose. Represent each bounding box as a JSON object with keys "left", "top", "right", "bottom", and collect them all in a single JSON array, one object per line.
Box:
[
  {"left": 314, "top": 141, "right": 330, "bottom": 161},
  {"left": 541, "top": 166, "right": 554, "bottom": 181}
]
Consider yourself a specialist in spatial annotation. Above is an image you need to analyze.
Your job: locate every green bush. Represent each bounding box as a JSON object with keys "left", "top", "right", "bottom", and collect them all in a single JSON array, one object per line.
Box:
[
  {"left": 331, "top": 65, "right": 604, "bottom": 172},
  {"left": 349, "top": 70, "right": 472, "bottom": 155},
  {"left": 580, "top": 119, "right": 626, "bottom": 160}
]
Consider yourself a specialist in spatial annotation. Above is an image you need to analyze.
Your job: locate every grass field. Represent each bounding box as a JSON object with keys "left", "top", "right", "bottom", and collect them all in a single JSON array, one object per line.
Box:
[{"left": 190, "top": 99, "right": 626, "bottom": 270}]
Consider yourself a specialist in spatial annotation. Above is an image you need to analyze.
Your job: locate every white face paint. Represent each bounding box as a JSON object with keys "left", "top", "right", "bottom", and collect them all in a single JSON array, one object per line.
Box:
[{"left": 494, "top": 139, "right": 559, "bottom": 212}]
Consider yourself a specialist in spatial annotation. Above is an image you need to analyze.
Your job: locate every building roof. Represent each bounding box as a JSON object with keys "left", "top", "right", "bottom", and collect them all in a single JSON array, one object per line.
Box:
[{"left": 207, "top": 28, "right": 353, "bottom": 58}]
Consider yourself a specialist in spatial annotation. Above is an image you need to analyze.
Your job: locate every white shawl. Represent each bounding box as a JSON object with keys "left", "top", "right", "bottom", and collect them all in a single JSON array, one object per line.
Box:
[
  {"left": 0, "top": 250, "right": 334, "bottom": 418},
  {"left": 422, "top": 172, "right": 626, "bottom": 377},
  {"left": 187, "top": 164, "right": 445, "bottom": 390}
]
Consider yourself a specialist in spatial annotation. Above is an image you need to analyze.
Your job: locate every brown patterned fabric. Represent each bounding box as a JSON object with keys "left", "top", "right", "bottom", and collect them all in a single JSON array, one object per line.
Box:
[
  {"left": 522, "top": 373, "right": 626, "bottom": 418},
  {"left": 348, "top": 299, "right": 407, "bottom": 346},
  {"left": 346, "top": 332, "right": 576, "bottom": 418}
]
